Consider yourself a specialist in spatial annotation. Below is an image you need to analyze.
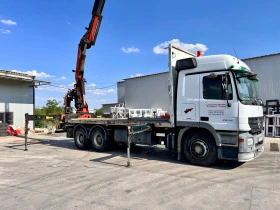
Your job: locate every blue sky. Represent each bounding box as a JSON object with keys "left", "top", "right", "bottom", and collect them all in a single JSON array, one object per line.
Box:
[{"left": 1, "top": 0, "right": 280, "bottom": 109}]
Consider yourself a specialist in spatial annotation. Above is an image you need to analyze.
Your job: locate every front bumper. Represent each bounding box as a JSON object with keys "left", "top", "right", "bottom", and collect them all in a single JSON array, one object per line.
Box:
[
  {"left": 238, "top": 145, "right": 264, "bottom": 162},
  {"left": 238, "top": 131, "right": 264, "bottom": 162}
]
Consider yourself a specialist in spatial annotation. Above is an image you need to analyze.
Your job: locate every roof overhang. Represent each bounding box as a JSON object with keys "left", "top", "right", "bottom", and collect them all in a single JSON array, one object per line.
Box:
[
  {"left": 0, "top": 69, "right": 34, "bottom": 81},
  {"left": 0, "top": 70, "right": 51, "bottom": 86}
]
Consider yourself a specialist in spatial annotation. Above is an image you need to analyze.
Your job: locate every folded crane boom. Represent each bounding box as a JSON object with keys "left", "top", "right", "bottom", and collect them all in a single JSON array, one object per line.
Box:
[{"left": 64, "top": 0, "right": 106, "bottom": 114}]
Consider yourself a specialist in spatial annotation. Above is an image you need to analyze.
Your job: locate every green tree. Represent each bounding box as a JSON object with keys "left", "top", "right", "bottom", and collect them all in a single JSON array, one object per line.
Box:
[
  {"left": 35, "top": 99, "right": 64, "bottom": 128},
  {"left": 94, "top": 108, "right": 103, "bottom": 117},
  {"left": 45, "top": 99, "right": 64, "bottom": 115},
  {"left": 35, "top": 107, "right": 46, "bottom": 128}
]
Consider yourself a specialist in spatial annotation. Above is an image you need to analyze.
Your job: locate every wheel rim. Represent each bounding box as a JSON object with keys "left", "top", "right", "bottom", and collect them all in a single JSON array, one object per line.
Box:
[
  {"left": 190, "top": 139, "right": 209, "bottom": 160},
  {"left": 94, "top": 132, "right": 103, "bottom": 148},
  {"left": 76, "top": 132, "right": 84, "bottom": 145}
]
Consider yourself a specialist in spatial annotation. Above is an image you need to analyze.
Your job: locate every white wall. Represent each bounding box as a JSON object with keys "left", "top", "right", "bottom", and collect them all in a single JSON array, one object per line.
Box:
[
  {"left": 117, "top": 82, "right": 125, "bottom": 103},
  {"left": 0, "top": 103, "right": 33, "bottom": 128},
  {"left": 0, "top": 78, "right": 34, "bottom": 128},
  {"left": 123, "top": 73, "right": 170, "bottom": 112}
]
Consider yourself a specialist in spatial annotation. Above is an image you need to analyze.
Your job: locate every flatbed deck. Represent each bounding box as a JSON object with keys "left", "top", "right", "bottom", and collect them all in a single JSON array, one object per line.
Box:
[{"left": 68, "top": 117, "right": 172, "bottom": 128}]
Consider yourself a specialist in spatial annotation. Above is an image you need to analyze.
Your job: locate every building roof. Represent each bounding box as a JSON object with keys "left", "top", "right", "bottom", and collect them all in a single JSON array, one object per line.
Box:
[
  {"left": 0, "top": 70, "right": 51, "bottom": 86},
  {"left": 0, "top": 69, "right": 34, "bottom": 81},
  {"left": 242, "top": 53, "right": 280, "bottom": 60},
  {"left": 102, "top": 102, "right": 120, "bottom": 106},
  {"left": 122, "top": 71, "right": 168, "bottom": 81}
]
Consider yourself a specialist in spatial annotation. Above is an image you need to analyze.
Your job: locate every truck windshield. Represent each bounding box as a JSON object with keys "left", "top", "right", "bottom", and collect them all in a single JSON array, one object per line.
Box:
[{"left": 235, "top": 72, "right": 260, "bottom": 104}]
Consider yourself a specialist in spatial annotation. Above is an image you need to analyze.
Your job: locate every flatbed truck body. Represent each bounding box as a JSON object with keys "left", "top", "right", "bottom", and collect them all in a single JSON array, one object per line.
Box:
[{"left": 65, "top": 45, "right": 264, "bottom": 166}]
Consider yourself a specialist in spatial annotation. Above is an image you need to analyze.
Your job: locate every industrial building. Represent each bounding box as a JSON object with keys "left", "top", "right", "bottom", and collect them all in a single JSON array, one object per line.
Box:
[
  {"left": 116, "top": 72, "right": 170, "bottom": 113},
  {"left": 104, "top": 53, "right": 280, "bottom": 114},
  {"left": 0, "top": 70, "right": 49, "bottom": 129},
  {"left": 243, "top": 53, "right": 280, "bottom": 103}
]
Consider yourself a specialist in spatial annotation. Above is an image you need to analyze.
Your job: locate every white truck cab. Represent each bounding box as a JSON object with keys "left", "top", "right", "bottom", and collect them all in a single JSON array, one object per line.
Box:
[{"left": 169, "top": 44, "right": 264, "bottom": 165}]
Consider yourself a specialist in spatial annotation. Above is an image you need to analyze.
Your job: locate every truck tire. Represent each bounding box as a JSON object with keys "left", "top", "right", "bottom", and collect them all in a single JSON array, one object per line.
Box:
[
  {"left": 90, "top": 127, "right": 109, "bottom": 152},
  {"left": 183, "top": 131, "right": 217, "bottom": 166},
  {"left": 74, "top": 127, "right": 88, "bottom": 150}
]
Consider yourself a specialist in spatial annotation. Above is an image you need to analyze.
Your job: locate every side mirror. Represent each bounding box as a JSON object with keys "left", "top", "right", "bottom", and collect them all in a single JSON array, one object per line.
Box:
[
  {"left": 222, "top": 74, "right": 232, "bottom": 107},
  {"left": 248, "top": 74, "right": 258, "bottom": 81}
]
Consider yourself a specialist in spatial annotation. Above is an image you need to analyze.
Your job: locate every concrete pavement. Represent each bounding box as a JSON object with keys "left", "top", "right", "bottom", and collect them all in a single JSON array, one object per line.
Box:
[{"left": 0, "top": 134, "right": 279, "bottom": 210}]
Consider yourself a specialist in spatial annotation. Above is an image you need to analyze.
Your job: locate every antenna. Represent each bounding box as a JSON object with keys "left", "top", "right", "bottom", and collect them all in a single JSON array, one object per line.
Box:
[{"left": 233, "top": 48, "right": 240, "bottom": 64}]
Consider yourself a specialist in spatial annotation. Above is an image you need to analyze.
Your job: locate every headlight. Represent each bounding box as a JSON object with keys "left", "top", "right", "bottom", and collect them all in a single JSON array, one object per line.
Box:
[{"left": 247, "top": 138, "right": 254, "bottom": 146}]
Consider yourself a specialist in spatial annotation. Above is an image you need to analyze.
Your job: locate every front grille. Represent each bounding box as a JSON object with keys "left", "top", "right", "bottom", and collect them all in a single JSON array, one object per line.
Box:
[{"left": 248, "top": 117, "right": 264, "bottom": 134}]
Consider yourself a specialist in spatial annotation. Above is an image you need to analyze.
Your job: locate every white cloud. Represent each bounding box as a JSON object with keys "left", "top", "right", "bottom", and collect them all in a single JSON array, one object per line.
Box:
[
  {"left": 37, "top": 82, "right": 77, "bottom": 93},
  {"left": 87, "top": 88, "right": 116, "bottom": 95},
  {"left": 107, "top": 89, "right": 115, "bottom": 93},
  {"left": 68, "top": 82, "right": 76, "bottom": 87},
  {"left": 37, "top": 85, "right": 67, "bottom": 93},
  {"left": 59, "top": 76, "right": 67, "bottom": 80},
  {"left": 121, "top": 47, "right": 140, "bottom": 54},
  {"left": 66, "top": 21, "right": 71, "bottom": 25},
  {"left": 37, "top": 97, "right": 63, "bottom": 104},
  {"left": 153, "top": 39, "right": 208, "bottom": 55},
  {"left": 54, "top": 76, "right": 67, "bottom": 81},
  {"left": 88, "top": 83, "right": 96, "bottom": 87},
  {"left": 1, "top": 19, "right": 17, "bottom": 26},
  {"left": 130, "top": 73, "right": 144, "bottom": 78},
  {"left": 11, "top": 70, "right": 55, "bottom": 78},
  {"left": 0, "top": 29, "right": 11, "bottom": 34},
  {"left": 95, "top": 99, "right": 108, "bottom": 102}
]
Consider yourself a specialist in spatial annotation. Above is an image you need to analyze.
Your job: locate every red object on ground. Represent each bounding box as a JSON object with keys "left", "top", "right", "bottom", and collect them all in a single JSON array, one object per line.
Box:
[{"left": 7, "top": 126, "right": 21, "bottom": 136}]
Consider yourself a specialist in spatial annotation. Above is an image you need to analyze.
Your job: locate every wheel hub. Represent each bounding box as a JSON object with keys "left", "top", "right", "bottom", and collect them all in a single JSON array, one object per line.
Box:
[
  {"left": 77, "top": 134, "right": 84, "bottom": 144},
  {"left": 94, "top": 134, "right": 103, "bottom": 147},
  {"left": 96, "top": 135, "right": 102, "bottom": 145},
  {"left": 190, "top": 140, "right": 208, "bottom": 159}
]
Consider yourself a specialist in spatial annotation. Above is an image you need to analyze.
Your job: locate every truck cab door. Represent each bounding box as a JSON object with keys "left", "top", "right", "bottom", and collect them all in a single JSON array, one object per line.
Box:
[
  {"left": 177, "top": 73, "right": 200, "bottom": 124},
  {"left": 199, "top": 72, "right": 238, "bottom": 131}
]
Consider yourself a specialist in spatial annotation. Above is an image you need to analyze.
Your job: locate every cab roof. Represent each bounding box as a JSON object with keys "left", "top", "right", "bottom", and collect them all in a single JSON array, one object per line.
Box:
[{"left": 187, "top": 54, "right": 251, "bottom": 74}]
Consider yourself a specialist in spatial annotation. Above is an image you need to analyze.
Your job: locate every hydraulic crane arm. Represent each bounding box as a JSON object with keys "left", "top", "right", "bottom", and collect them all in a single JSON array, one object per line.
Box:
[{"left": 64, "top": 0, "right": 106, "bottom": 114}]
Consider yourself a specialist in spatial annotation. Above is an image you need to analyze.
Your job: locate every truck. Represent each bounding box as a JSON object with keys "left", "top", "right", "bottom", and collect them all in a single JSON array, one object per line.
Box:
[
  {"left": 65, "top": 43, "right": 264, "bottom": 166},
  {"left": 63, "top": 0, "right": 264, "bottom": 166}
]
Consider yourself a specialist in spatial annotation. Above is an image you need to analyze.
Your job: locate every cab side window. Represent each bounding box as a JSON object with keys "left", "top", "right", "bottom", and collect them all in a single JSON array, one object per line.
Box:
[{"left": 203, "top": 74, "right": 233, "bottom": 100}]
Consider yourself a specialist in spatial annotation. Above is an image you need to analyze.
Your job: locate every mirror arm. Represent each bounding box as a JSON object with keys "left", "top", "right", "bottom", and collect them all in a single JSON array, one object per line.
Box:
[{"left": 223, "top": 73, "right": 232, "bottom": 107}]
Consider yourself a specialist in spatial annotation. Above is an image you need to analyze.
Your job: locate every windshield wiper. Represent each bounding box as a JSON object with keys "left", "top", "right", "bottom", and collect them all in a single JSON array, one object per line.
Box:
[{"left": 242, "top": 96, "right": 258, "bottom": 105}]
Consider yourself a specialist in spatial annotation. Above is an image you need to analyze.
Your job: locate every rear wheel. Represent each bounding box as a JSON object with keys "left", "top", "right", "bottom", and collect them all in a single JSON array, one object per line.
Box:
[
  {"left": 90, "top": 128, "right": 109, "bottom": 152},
  {"left": 183, "top": 131, "right": 217, "bottom": 166},
  {"left": 74, "top": 127, "right": 88, "bottom": 150}
]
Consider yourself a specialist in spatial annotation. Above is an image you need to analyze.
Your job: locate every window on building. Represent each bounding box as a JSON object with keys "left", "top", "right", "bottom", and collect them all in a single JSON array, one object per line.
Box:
[
  {"left": 0, "top": 112, "right": 14, "bottom": 124},
  {"left": 203, "top": 74, "right": 233, "bottom": 100}
]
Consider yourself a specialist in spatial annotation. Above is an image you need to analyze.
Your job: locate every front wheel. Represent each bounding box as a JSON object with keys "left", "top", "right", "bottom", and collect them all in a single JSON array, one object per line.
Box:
[{"left": 183, "top": 131, "right": 217, "bottom": 166}]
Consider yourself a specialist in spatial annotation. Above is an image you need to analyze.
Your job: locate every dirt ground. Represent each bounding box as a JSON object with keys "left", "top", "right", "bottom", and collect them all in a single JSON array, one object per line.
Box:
[{"left": 0, "top": 133, "right": 279, "bottom": 210}]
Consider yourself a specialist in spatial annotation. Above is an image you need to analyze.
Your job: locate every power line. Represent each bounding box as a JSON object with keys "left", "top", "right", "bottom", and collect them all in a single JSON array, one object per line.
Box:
[
  {"left": 41, "top": 84, "right": 116, "bottom": 91},
  {"left": 87, "top": 84, "right": 116, "bottom": 90}
]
